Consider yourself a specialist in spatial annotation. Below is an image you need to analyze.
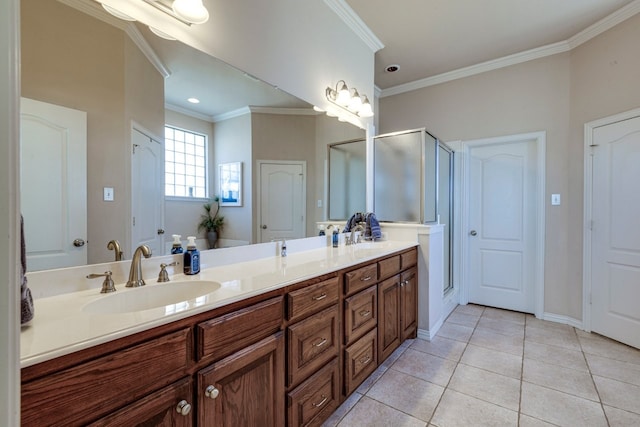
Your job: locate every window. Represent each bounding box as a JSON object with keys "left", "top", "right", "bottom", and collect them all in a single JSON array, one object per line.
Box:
[{"left": 164, "top": 125, "right": 207, "bottom": 198}]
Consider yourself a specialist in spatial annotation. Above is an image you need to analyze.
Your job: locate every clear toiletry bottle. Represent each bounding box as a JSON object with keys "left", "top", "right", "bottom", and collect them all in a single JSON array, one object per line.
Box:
[
  {"left": 171, "top": 234, "right": 183, "bottom": 254},
  {"left": 184, "top": 236, "right": 200, "bottom": 275}
]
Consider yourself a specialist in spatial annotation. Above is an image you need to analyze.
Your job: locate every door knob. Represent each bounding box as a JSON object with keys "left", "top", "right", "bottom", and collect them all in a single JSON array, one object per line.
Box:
[
  {"left": 261, "top": 224, "right": 267, "bottom": 229},
  {"left": 157, "top": 228, "right": 165, "bottom": 235},
  {"left": 73, "top": 238, "right": 85, "bottom": 247},
  {"left": 469, "top": 230, "right": 477, "bottom": 236}
]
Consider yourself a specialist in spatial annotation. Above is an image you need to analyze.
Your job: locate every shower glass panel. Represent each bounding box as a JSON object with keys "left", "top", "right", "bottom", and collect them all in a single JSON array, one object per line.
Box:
[
  {"left": 328, "top": 139, "right": 366, "bottom": 220},
  {"left": 439, "top": 143, "right": 454, "bottom": 293}
]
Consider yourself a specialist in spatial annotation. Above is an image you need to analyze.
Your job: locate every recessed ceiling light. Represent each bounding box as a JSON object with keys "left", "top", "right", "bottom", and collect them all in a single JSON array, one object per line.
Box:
[
  {"left": 385, "top": 64, "right": 400, "bottom": 73},
  {"left": 187, "top": 98, "right": 200, "bottom": 104}
]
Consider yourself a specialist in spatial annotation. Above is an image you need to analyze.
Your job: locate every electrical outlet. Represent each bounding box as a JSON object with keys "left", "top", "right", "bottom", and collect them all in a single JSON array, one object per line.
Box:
[{"left": 551, "top": 194, "right": 561, "bottom": 206}]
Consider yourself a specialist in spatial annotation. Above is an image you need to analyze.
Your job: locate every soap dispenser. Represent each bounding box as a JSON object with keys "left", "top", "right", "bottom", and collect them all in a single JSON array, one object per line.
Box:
[
  {"left": 184, "top": 236, "right": 200, "bottom": 275},
  {"left": 171, "top": 234, "right": 183, "bottom": 254}
]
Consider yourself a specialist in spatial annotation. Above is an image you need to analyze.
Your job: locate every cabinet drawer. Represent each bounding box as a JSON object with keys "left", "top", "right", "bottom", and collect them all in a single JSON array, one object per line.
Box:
[
  {"left": 345, "top": 263, "right": 378, "bottom": 295},
  {"left": 287, "top": 305, "right": 339, "bottom": 387},
  {"left": 21, "top": 328, "right": 190, "bottom": 426},
  {"left": 401, "top": 249, "right": 417, "bottom": 269},
  {"left": 288, "top": 276, "right": 340, "bottom": 322},
  {"left": 344, "top": 285, "right": 377, "bottom": 345},
  {"left": 378, "top": 255, "right": 400, "bottom": 280},
  {"left": 197, "top": 296, "right": 283, "bottom": 361},
  {"left": 287, "top": 358, "right": 340, "bottom": 427},
  {"left": 344, "top": 328, "right": 378, "bottom": 395}
]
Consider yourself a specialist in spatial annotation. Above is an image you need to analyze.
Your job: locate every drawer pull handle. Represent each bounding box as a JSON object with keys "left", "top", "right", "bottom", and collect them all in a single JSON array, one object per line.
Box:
[
  {"left": 313, "top": 338, "right": 328, "bottom": 347},
  {"left": 176, "top": 400, "right": 192, "bottom": 416},
  {"left": 360, "top": 275, "right": 373, "bottom": 282},
  {"left": 205, "top": 385, "right": 220, "bottom": 399},
  {"left": 312, "top": 395, "right": 328, "bottom": 408},
  {"left": 359, "top": 356, "right": 372, "bottom": 365},
  {"left": 312, "top": 293, "right": 327, "bottom": 301},
  {"left": 359, "top": 310, "right": 371, "bottom": 317}
]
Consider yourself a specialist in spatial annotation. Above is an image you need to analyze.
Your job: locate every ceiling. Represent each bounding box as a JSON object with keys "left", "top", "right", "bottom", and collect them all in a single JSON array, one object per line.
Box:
[{"left": 345, "top": 0, "right": 637, "bottom": 91}]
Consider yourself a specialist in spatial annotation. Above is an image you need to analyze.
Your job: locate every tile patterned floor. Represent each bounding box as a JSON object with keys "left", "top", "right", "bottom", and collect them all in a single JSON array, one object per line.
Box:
[{"left": 322, "top": 304, "right": 640, "bottom": 427}]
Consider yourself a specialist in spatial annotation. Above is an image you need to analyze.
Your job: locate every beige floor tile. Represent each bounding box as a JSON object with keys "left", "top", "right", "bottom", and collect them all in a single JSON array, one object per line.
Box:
[
  {"left": 470, "top": 328, "right": 523, "bottom": 356},
  {"left": 460, "top": 344, "right": 522, "bottom": 379},
  {"left": 445, "top": 311, "right": 480, "bottom": 328},
  {"left": 603, "top": 405, "right": 640, "bottom": 426},
  {"left": 523, "top": 358, "right": 599, "bottom": 401},
  {"left": 437, "top": 322, "right": 474, "bottom": 343},
  {"left": 525, "top": 316, "right": 574, "bottom": 333},
  {"left": 356, "top": 363, "right": 388, "bottom": 395},
  {"left": 586, "top": 352, "right": 640, "bottom": 387},
  {"left": 380, "top": 342, "right": 410, "bottom": 369},
  {"left": 322, "top": 392, "right": 363, "bottom": 427},
  {"left": 453, "top": 303, "right": 484, "bottom": 317},
  {"left": 579, "top": 334, "right": 640, "bottom": 365},
  {"left": 410, "top": 337, "right": 467, "bottom": 362},
  {"left": 518, "top": 414, "right": 557, "bottom": 426},
  {"left": 481, "top": 307, "right": 526, "bottom": 325},
  {"left": 430, "top": 389, "right": 518, "bottom": 427},
  {"left": 391, "top": 349, "right": 457, "bottom": 387},
  {"left": 593, "top": 375, "right": 640, "bottom": 415},
  {"left": 448, "top": 364, "right": 520, "bottom": 411},
  {"left": 366, "top": 369, "right": 445, "bottom": 422},
  {"left": 520, "top": 382, "right": 608, "bottom": 426},
  {"left": 336, "top": 396, "right": 426, "bottom": 427},
  {"left": 524, "top": 340, "right": 588, "bottom": 372},
  {"left": 525, "top": 327, "right": 581, "bottom": 351},
  {"left": 476, "top": 317, "right": 525, "bottom": 338}
]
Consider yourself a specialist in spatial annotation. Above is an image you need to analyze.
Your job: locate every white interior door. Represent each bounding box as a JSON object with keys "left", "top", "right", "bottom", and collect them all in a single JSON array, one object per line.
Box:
[
  {"left": 20, "top": 97, "right": 87, "bottom": 271},
  {"left": 467, "top": 138, "right": 537, "bottom": 313},
  {"left": 590, "top": 116, "right": 640, "bottom": 348},
  {"left": 131, "top": 128, "right": 164, "bottom": 256},
  {"left": 258, "top": 161, "right": 305, "bottom": 243}
]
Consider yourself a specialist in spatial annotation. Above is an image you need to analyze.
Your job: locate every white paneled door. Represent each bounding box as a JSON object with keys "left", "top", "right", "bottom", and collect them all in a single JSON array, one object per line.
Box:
[
  {"left": 20, "top": 97, "right": 87, "bottom": 270},
  {"left": 258, "top": 161, "right": 306, "bottom": 243},
  {"left": 590, "top": 116, "right": 640, "bottom": 349},
  {"left": 467, "top": 137, "right": 538, "bottom": 313}
]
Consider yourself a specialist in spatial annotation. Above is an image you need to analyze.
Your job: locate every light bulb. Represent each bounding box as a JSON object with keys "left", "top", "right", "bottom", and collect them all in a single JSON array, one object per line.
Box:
[
  {"left": 336, "top": 81, "right": 351, "bottom": 106},
  {"left": 348, "top": 89, "right": 362, "bottom": 112},
  {"left": 172, "top": 0, "right": 210, "bottom": 24},
  {"left": 358, "top": 96, "right": 374, "bottom": 117}
]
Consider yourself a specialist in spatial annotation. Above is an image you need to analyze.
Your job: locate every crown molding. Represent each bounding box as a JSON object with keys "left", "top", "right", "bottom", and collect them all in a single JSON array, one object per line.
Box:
[
  {"left": 58, "top": 0, "right": 170, "bottom": 78},
  {"left": 166, "top": 103, "right": 212, "bottom": 122},
  {"left": 380, "top": 0, "right": 640, "bottom": 98},
  {"left": 323, "top": 0, "right": 384, "bottom": 52},
  {"left": 211, "top": 107, "right": 251, "bottom": 123}
]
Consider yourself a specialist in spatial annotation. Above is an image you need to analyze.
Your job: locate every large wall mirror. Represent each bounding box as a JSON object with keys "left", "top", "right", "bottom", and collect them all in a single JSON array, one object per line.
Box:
[{"left": 20, "top": 0, "right": 364, "bottom": 271}]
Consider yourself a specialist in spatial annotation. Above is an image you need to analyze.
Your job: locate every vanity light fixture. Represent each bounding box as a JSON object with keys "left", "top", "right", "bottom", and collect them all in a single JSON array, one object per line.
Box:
[
  {"left": 102, "top": 4, "right": 136, "bottom": 21},
  {"left": 149, "top": 26, "right": 177, "bottom": 40},
  {"left": 325, "top": 80, "right": 374, "bottom": 118},
  {"left": 103, "top": 1, "right": 211, "bottom": 26}
]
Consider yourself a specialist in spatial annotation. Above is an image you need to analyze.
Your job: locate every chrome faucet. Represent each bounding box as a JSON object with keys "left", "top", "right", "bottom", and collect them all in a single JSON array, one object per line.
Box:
[
  {"left": 126, "top": 245, "right": 152, "bottom": 287},
  {"left": 349, "top": 224, "right": 365, "bottom": 245},
  {"left": 107, "top": 239, "right": 124, "bottom": 261}
]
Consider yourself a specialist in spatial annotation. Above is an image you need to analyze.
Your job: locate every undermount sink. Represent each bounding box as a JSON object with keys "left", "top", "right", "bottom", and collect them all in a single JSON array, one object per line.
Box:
[{"left": 83, "top": 280, "right": 221, "bottom": 314}]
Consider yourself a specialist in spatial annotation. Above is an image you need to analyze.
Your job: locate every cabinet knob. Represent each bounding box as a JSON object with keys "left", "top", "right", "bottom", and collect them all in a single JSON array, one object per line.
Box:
[
  {"left": 176, "top": 400, "right": 192, "bottom": 416},
  {"left": 205, "top": 385, "right": 220, "bottom": 399}
]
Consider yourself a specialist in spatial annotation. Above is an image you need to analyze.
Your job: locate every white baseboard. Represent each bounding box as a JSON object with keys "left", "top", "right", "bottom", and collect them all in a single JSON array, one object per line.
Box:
[
  {"left": 542, "top": 312, "right": 584, "bottom": 330},
  {"left": 417, "top": 316, "right": 444, "bottom": 341}
]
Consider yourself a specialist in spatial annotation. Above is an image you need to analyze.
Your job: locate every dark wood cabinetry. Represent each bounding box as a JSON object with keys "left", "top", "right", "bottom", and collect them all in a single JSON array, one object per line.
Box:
[{"left": 21, "top": 246, "right": 418, "bottom": 427}]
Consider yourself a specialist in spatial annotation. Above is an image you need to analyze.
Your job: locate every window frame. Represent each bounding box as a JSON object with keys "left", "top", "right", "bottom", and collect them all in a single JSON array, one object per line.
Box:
[{"left": 163, "top": 124, "right": 209, "bottom": 201}]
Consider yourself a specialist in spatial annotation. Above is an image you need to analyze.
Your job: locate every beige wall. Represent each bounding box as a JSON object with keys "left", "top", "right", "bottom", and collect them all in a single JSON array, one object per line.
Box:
[
  {"left": 378, "top": 14, "right": 640, "bottom": 320},
  {"left": 21, "top": 0, "right": 164, "bottom": 264},
  {"left": 213, "top": 114, "right": 253, "bottom": 243}
]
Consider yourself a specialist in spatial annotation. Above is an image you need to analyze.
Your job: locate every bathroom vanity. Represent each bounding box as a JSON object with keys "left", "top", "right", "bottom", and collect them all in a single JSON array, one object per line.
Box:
[{"left": 20, "top": 242, "right": 418, "bottom": 426}]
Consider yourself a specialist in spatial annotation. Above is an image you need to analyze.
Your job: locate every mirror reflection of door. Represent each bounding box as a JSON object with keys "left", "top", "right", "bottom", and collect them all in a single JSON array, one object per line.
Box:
[
  {"left": 258, "top": 161, "right": 306, "bottom": 243},
  {"left": 131, "top": 128, "right": 164, "bottom": 256},
  {"left": 20, "top": 97, "right": 87, "bottom": 271}
]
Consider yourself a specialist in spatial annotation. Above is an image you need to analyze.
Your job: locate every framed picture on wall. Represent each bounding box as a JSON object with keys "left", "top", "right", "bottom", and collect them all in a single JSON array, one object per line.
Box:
[{"left": 219, "top": 162, "right": 242, "bottom": 206}]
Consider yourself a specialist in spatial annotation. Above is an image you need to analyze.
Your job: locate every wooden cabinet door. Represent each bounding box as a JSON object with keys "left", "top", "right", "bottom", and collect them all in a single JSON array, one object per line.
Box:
[
  {"left": 197, "top": 332, "right": 285, "bottom": 427},
  {"left": 401, "top": 267, "right": 418, "bottom": 341},
  {"left": 88, "top": 378, "right": 193, "bottom": 427},
  {"left": 378, "top": 275, "right": 401, "bottom": 362}
]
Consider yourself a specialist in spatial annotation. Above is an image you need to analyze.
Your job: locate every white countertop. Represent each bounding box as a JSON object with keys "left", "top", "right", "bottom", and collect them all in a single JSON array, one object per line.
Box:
[{"left": 20, "top": 240, "right": 417, "bottom": 368}]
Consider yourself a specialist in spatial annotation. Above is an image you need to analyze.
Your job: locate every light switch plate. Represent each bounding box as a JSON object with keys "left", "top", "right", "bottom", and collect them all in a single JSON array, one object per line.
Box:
[
  {"left": 104, "top": 187, "right": 114, "bottom": 202},
  {"left": 551, "top": 193, "right": 561, "bottom": 206}
]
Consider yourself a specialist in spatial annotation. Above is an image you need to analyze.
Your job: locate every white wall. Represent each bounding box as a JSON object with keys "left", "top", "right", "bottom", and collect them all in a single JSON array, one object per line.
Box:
[{"left": 379, "top": 13, "right": 640, "bottom": 321}]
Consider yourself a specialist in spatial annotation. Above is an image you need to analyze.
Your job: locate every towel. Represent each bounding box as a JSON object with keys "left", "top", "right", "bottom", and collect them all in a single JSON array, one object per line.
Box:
[
  {"left": 365, "top": 212, "right": 382, "bottom": 239},
  {"left": 20, "top": 215, "right": 34, "bottom": 325},
  {"left": 343, "top": 212, "right": 365, "bottom": 233}
]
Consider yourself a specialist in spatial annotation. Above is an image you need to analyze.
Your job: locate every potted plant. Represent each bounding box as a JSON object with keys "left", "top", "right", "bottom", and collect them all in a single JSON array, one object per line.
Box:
[{"left": 198, "top": 196, "right": 224, "bottom": 249}]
